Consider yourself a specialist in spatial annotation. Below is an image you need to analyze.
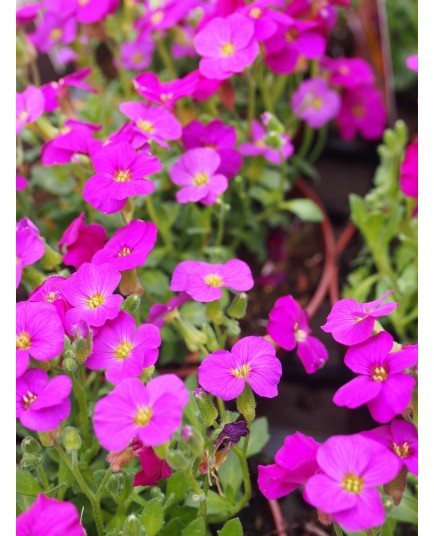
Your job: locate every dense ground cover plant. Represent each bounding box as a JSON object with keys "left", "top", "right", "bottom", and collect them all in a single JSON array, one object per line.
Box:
[{"left": 16, "top": 1, "right": 417, "bottom": 535}]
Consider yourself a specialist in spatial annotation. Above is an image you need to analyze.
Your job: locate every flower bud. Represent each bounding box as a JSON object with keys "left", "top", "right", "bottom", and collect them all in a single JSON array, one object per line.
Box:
[
  {"left": 167, "top": 450, "right": 190, "bottom": 470},
  {"left": 236, "top": 384, "right": 256, "bottom": 423},
  {"left": 173, "top": 317, "right": 207, "bottom": 352},
  {"left": 63, "top": 427, "right": 82, "bottom": 453},
  {"left": 227, "top": 293, "right": 248, "bottom": 319},
  {"left": 41, "top": 240, "right": 63, "bottom": 270},
  {"left": 201, "top": 323, "right": 219, "bottom": 352},
  {"left": 261, "top": 112, "right": 284, "bottom": 134},
  {"left": 395, "top": 119, "right": 407, "bottom": 145},
  {"left": 63, "top": 356, "right": 77, "bottom": 373},
  {"left": 120, "top": 269, "right": 144, "bottom": 297},
  {"left": 224, "top": 318, "right": 241, "bottom": 337},
  {"left": 20, "top": 452, "right": 44, "bottom": 471},
  {"left": 38, "top": 427, "right": 61, "bottom": 447},
  {"left": 264, "top": 132, "right": 285, "bottom": 150},
  {"left": 122, "top": 294, "right": 141, "bottom": 314},
  {"left": 139, "top": 366, "right": 155, "bottom": 383},
  {"left": 21, "top": 436, "right": 41, "bottom": 455},
  {"left": 122, "top": 515, "right": 145, "bottom": 536},
  {"left": 150, "top": 487, "right": 165, "bottom": 502},
  {"left": 73, "top": 338, "right": 92, "bottom": 365},
  {"left": 205, "top": 300, "right": 224, "bottom": 325},
  {"left": 194, "top": 388, "right": 218, "bottom": 427},
  {"left": 107, "top": 472, "right": 125, "bottom": 495}
]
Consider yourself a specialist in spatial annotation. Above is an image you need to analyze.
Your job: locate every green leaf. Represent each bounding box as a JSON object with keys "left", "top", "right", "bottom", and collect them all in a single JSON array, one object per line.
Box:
[
  {"left": 279, "top": 199, "right": 323, "bottom": 222},
  {"left": 205, "top": 491, "right": 232, "bottom": 516},
  {"left": 390, "top": 487, "right": 418, "bottom": 524},
  {"left": 218, "top": 451, "right": 243, "bottom": 503},
  {"left": 159, "top": 519, "right": 184, "bottom": 536},
  {"left": 139, "top": 498, "right": 165, "bottom": 536},
  {"left": 239, "top": 417, "right": 270, "bottom": 457},
  {"left": 166, "top": 472, "right": 190, "bottom": 504},
  {"left": 379, "top": 516, "right": 397, "bottom": 536},
  {"left": 218, "top": 518, "right": 243, "bottom": 536},
  {"left": 181, "top": 517, "right": 206, "bottom": 536},
  {"left": 139, "top": 269, "right": 170, "bottom": 297},
  {"left": 16, "top": 467, "right": 42, "bottom": 497}
]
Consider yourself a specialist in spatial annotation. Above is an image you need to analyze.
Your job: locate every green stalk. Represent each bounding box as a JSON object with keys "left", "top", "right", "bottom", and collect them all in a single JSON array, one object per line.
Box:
[
  {"left": 333, "top": 523, "right": 344, "bottom": 536},
  {"left": 247, "top": 73, "right": 256, "bottom": 132},
  {"left": 156, "top": 35, "right": 177, "bottom": 78},
  {"left": 37, "top": 465, "right": 49, "bottom": 491},
  {"left": 72, "top": 371, "right": 90, "bottom": 447},
  {"left": 145, "top": 195, "right": 173, "bottom": 250},
  {"left": 214, "top": 201, "right": 226, "bottom": 247},
  {"left": 96, "top": 468, "right": 112, "bottom": 499}
]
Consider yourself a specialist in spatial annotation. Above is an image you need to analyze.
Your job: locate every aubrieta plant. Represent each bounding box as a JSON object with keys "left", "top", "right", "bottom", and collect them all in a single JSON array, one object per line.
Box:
[{"left": 16, "top": 1, "right": 417, "bottom": 535}]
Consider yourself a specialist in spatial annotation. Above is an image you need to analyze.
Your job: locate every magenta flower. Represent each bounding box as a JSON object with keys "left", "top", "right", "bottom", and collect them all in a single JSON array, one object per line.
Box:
[
  {"left": 198, "top": 336, "right": 282, "bottom": 400},
  {"left": 267, "top": 295, "right": 328, "bottom": 374},
  {"left": 16, "top": 369, "right": 72, "bottom": 432},
  {"left": 171, "top": 259, "right": 253, "bottom": 302},
  {"left": 93, "top": 375, "right": 189, "bottom": 451},
  {"left": 264, "top": 17, "right": 326, "bottom": 74},
  {"left": 237, "top": 1, "right": 283, "bottom": 41},
  {"left": 61, "top": 262, "right": 123, "bottom": 329},
  {"left": 321, "top": 290, "right": 398, "bottom": 346},
  {"left": 17, "top": 173, "right": 28, "bottom": 191},
  {"left": 59, "top": 212, "right": 107, "bottom": 268},
  {"left": 292, "top": 77, "right": 341, "bottom": 128},
  {"left": 119, "top": 102, "right": 182, "bottom": 148},
  {"left": 16, "top": 85, "right": 45, "bottom": 135},
  {"left": 121, "top": 36, "right": 155, "bottom": 71},
  {"left": 16, "top": 301, "right": 65, "bottom": 378},
  {"left": 16, "top": 494, "right": 85, "bottom": 536},
  {"left": 239, "top": 120, "right": 294, "bottom": 165},
  {"left": 337, "top": 85, "right": 387, "bottom": 141},
  {"left": 28, "top": 276, "right": 71, "bottom": 329},
  {"left": 134, "top": 71, "right": 199, "bottom": 108},
  {"left": 133, "top": 446, "right": 172, "bottom": 487},
  {"left": 86, "top": 311, "right": 161, "bottom": 384},
  {"left": 406, "top": 54, "right": 418, "bottom": 73},
  {"left": 363, "top": 420, "right": 418, "bottom": 476},
  {"left": 169, "top": 148, "right": 228, "bottom": 205},
  {"left": 322, "top": 57, "right": 375, "bottom": 89},
  {"left": 92, "top": 220, "right": 157, "bottom": 271},
  {"left": 258, "top": 432, "right": 320, "bottom": 500},
  {"left": 137, "top": 0, "right": 197, "bottom": 32},
  {"left": 147, "top": 292, "right": 191, "bottom": 328},
  {"left": 41, "top": 68, "right": 96, "bottom": 113},
  {"left": 400, "top": 137, "right": 418, "bottom": 202},
  {"left": 16, "top": 226, "right": 45, "bottom": 288},
  {"left": 333, "top": 332, "right": 418, "bottom": 423},
  {"left": 30, "top": 11, "right": 77, "bottom": 52},
  {"left": 194, "top": 13, "right": 259, "bottom": 80},
  {"left": 83, "top": 142, "right": 161, "bottom": 214},
  {"left": 44, "top": 0, "right": 118, "bottom": 24},
  {"left": 41, "top": 120, "right": 100, "bottom": 165},
  {"left": 182, "top": 120, "right": 242, "bottom": 178},
  {"left": 16, "top": 3, "right": 42, "bottom": 26},
  {"left": 305, "top": 434, "right": 401, "bottom": 532}
]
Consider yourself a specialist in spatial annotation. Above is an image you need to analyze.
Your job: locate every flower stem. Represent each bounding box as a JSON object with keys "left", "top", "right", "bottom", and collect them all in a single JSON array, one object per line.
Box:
[
  {"left": 156, "top": 34, "right": 177, "bottom": 78},
  {"left": 145, "top": 195, "right": 173, "bottom": 250},
  {"left": 37, "top": 464, "right": 49, "bottom": 491},
  {"left": 72, "top": 370, "right": 90, "bottom": 447},
  {"left": 333, "top": 522, "right": 344, "bottom": 536},
  {"left": 214, "top": 201, "right": 226, "bottom": 247},
  {"left": 96, "top": 467, "right": 112, "bottom": 499}
]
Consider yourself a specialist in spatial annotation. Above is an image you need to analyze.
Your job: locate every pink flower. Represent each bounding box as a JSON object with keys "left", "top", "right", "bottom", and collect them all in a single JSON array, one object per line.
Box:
[
  {"left": 28, "top": 276, "right": 71, "bottom": 329},
  {"left": 170, "top": 258, "right": 253, "bottom": 302},
  {"left": 16, "top": 494, "right": 85, "bottom": 536},
  {"left": 61, "top": 263, "right": 123, "bottom": 328},
  {"left": 322, "top": 57, "right": 375, "bottom": 89},
  {"left": 92, "top": 220, "right": 157, "bottom": 271},
  {"left": 169, "top": 148, "right": 228, "bottom": 205},
  {"left": 264, "top": 17, "right": 326, "bottom": 74},
  {"left": 182, "top": 120, "right": 243, "bottom": 178},
  {"left": 17, "top": 173, "right": 28, "bottom": 191},
  {"left": 44, "top": 0, "right": 119, "bottom": 24},
  {"left": 400, "top": 138, "right": 418, "bottom": 201},
  {"left": 120, "top": 36, "right": 155, "bottom": 71},
  {"left": 83, "top": 142, "right": 161, "bottom": 214},
  {"left": 236, "top": 1, "right": 283, "bottom": 41},
  {"left": 16, "top": 301, "right": 65, "bottom": 378},
  {"left": 41, "top": 69, "right": 96, "bottom": 113},
  {"left": 119, "top": 102, "right": 182, "bottom": 148},
  {"left": 16, "top": 369, "right": 72, "bottom": 432},
  {"left": 337, "top": 85, "right": 387, "bottom": 141},
  {"left": 147, "top": 292, "right": 191, "bottom": 328},
  {"left": 258, "top": 432, "right": 320, "bottom": 500},
  {"left": 86, "top": 311, "right": 161, "bottom": 384},
  {"left": 363, "top": 420, "right": 418, "bottom": 476},
  {"left": 137, "top": 0, "right": 197, "bottom": 32},
  {"left": 267, "top": 295, "right": 328, "bottom": 374},
  {"left": 198, "top": 336, "right": 282, "bottom": 400},
  {"left": 321, "top": 290, "right": 398, "bottom": 346},
  {"left": 406, "top": 54, "right": 418, "bottom": 73},
  {"left": 194, "top": 13, "right": 259, "bottom": 80},
  {"left": 59, "top": 212, "right": 107, "bottom": 268},
  {"left": 93, "top": 375, "right": 189, "bottom": 451},
  {"left": 134, "top": 71, "right": 199, "bottom": 108},
  {"left": 16, "top": 85, "right": 45, "bottom": 135},
  {"left": 239, "top": 119, "right": 294, "bottom": 165},
  {"left": 333, "top": 332, "right": 418, "bottom": 423},
  {"left": 30, "top": 11, "right": 77, "bottom": 53},
  {"left": 292, "top": 77, "right": 341, "bottom": 128},
  {"left": 16, "top": 3, "right": 42, "bottom": 26},
  {"left": 305, "top": 434, "right": 401, "bottom": 532},
  {"left": 16, "top": 225, "right": 45, "bottom": 288},
  {"left": 133, "top": 446, "right": 172, "bottom": 487}
]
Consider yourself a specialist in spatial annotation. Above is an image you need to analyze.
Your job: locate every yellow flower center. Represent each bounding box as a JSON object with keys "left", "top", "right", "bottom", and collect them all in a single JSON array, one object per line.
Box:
[
  {"left": 160, "top": 92, "right": 173, "bottom": 103},
  {"left": 18, "top": 110, "right": 29, "bottom": 122},
  {"left": 342, "top": 474, "right": 363, "bottom": 494},
  {"left": 114, "top": 169, "right": 132, "bottom": 182},
  {"left": 285, "top": 27, "right": 299, "bottom": 43},
  {"left": 118, "top": 247, "right": 132, "bottom": 257},
  {"left": 132, "top": 52, "right": 144, "bottom": 64},
  {"left": 134, "top": 405, "right": 153, "bottom": 427},
  {"left": 49, "top": 28, "right": 63, "bottom": 41},
  {"left": 151, "top": 10, "right": 164, "bottom": 25},
  {"left": 204, "top": 273, "right": 223, "bottom": 287},
  {"left": 46, "top": 291, "right": 58, "bottom": 303},
  {"left": 352, "top": 105, "right": 365, "bottom": 119},
  {"left": 114, "top": 341, "right": 133, "bottom": 361},
  {"left": 86, "top": 294, "right": 105, "bottom": 309},
  {"left": 392, "top": 442, "right": 410, "bottom": 458},
  {"left": 221, "top": 43, "right": 235, "bottom": 56},
  {"left": 372, "top": 366, "right": 388, "bottom": 382},
  {"left": 294, "top": 328, "right": 308, "bottom": 343},
  {"left": 16, "top": 331, "right": 31, "bottom": 350},
  {"left": 23, "top": 391, "right": 38, "bottom": 410},
  {"left": 138, "top": 120, "right": 155, "bottom": 134},
  {"left": 338, "top": 65, "right": 350, "bottom": 75},
  {"left": 312, "top": 97, "right": 323, "bottom": 110},
  {"left": 78, "top": 0, "right": 90, "bottom": 6},
  {"left": 193, "top": 172, "right": 209, "bottom": 186},
  {"left": 249, "top": 7, "right": 262, "bottom": 19},
  {"left": 255, "top": 139, "right": 266, "bottom": 148},
  {"left": 232, "top": 363, "right": 252, "bottom": 379},
  {"left": 60, "top": 126, "right": 72, "bottom": 135}
]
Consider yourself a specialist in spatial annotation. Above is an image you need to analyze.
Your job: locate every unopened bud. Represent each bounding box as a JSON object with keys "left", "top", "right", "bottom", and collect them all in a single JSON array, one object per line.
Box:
[
  {"left": 167, "top": 450, "right": 190, "bottom": 470},
  {"left": 38, "top": 427, "right": 61, "bottom": 447},
  {"left": 107, "top": 472, "right": 125, "bottom": 494},
  {"left": 227, "top": 293, "right": 248, "bottom": 319},
  {"left": 205, "top": 300, "right": 224, "bottom": 324},
  {"left": 122, "top": 514, "right": 145, "bottom": 536},
  {"left": 63, "top": 427, "right": 81, "bottom": 453},
  {"left": 261, "top": 112, "right": 284, "bottom": 134},
  {"left": 194, "top": 388, "right": 218, "bottom": 427},
  {"left": 173, "top": 317, "right": 207, "bottom": 352},
  {"left": 21, "top": 436, "right": 41, "bottom": 455},
  {"left": 384, "top": 129, "right": 397, "bottom": 150},
  {"left": 139, "top": 366, "right": 155, "bottom": 383},
  {"left": 201, "top": 323, "right": 219, "bottom": 352},
  {"left": 20, "top": 452, "right": 44, "bottom": 471},
  {"left": 236, "top": 384, "right": 256, "bottom": 423},
  {"left": 120, "top": 269, "right": 144, "bottom": 297},
  {"left": 395, "top": 119, "right": 407, "bottom": 145},
  {"left": 41, "top": 241, "right": 63, "bottom": 270},
  {"left": 122, "top": 294, "right": 141, "bottom": 314},
  {"left": 224, "top": 317, "right": 241, "bottom": 337},
  {"left": 264, "top": 132, "right": 284, "bottom": 150},
  {"left": 73, "top": 338, "right": 92, "bottom": 364},
  {"left": 63, "top": 356, "right": 77, "bottom": 373}
]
